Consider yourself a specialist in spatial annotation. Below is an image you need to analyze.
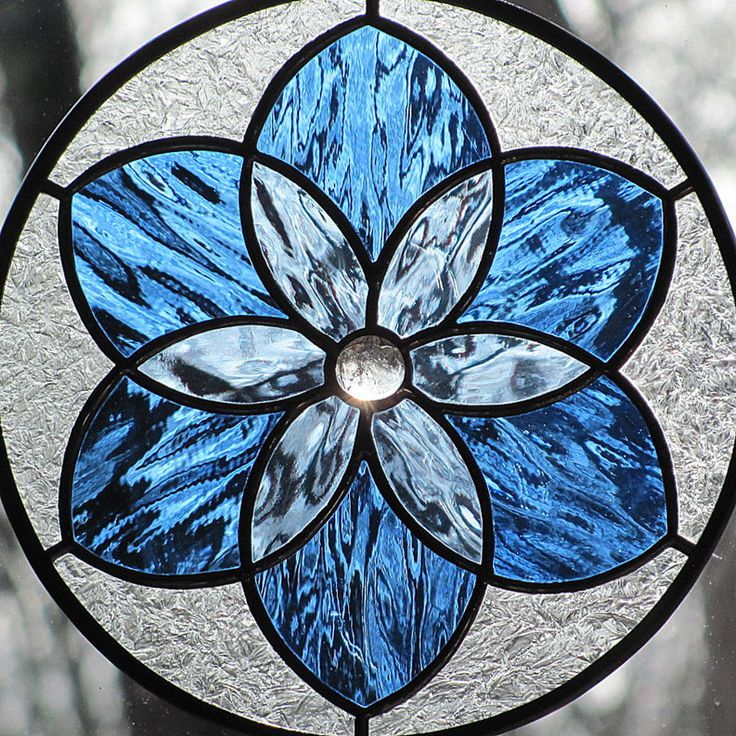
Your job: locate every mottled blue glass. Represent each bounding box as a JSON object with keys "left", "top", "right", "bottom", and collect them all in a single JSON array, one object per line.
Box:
[
  {"left": 258, "top": 25, "right": 491, "bottom": 259},
  {"left": 71, "top": 376, "right": 280, "bottom": 576},
  {"left": 461, "top": 159, "right": 664, "bottom": 361},
  {"left": 255, "top": 463, "right": 476, "bottom": 708},
  {"left": 449, "top": 377, "right": 668, "bottom": 584},
  {"left": 71, "top": 150, "right": 284, "bottom": 357}
]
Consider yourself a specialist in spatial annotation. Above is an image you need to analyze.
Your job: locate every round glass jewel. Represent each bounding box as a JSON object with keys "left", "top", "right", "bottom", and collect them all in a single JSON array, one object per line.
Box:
[{"left": 335, "top": 335, "right": 405, "bottom": 401}]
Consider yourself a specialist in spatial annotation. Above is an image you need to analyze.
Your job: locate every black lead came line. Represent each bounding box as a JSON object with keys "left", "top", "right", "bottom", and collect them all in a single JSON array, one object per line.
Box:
[
  {"left": 670, "top": 179, "right": 696, "bottom": 201},
  {"left": 46, "top": 539, "right": 73, "bottom": 561},
  {"left": 672, "top": 535, "right": 697, "bottom": 556},
  {"left": 40, "top": 179, "right": 67, "bottom": 200}
]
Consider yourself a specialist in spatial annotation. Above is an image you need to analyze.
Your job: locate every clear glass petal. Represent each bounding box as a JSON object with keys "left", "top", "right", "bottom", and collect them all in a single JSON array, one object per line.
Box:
[
  {"left": 412, "top": 332, "right": 588, "bottom": 406},
  {"left": 251, "top": 396, "right": 359, "bottom": 562},
  {"left": 138, "top": 323, "right": 325, "bottom": 405},
  {"left": 70, "top": 376, "right": 280, "bottom": 577},
  {"left": 255, "top": 462, "right": 476, "bottom": 707},
  {"left": 257, "top": 25, "right": 491, "bottom": 259},
  {"left": 461, "top": 158, "right": 665, "bottom": 361},
  {"left": 70, "top": 149, "right": 283, "bottom": 357},
  {"left": 250, "top": 162, "right": 368, "bottom": 340},
  {"left": 378, "top": 170, "right": 494, "bottom": 337},
  {"left": 449, "top": 376, "right": 669, "bottom": 584},
  {"left": 372, "top": 400, "right": 483, "bottom": 563}
]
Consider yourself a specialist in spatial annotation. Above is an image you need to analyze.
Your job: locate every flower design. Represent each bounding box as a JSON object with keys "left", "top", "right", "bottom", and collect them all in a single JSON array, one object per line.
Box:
[{"left": 62, "top": 23, "right": 674, "bottom": 714}]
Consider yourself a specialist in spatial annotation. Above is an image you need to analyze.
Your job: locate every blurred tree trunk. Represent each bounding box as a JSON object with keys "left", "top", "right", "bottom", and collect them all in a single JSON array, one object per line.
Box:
[
  {"left": 511, "top": 0, "right": 570, "bottom": 29},
  {"left": 0, "top": 0, "right": 82, "bottom": 168},
  {"left": 703, "top": 525, "right": 736, "bottom": 736}
]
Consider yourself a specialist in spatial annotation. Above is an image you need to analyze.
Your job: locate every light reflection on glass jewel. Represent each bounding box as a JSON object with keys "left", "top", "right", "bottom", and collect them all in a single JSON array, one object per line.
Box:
[{"left": 335, "top": 335, "right": 406, "bottom": 401}]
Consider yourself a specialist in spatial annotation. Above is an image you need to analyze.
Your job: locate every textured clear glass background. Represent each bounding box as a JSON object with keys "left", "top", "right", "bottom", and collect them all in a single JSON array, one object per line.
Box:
[{"left": 0, "top": 1, "right": 735, "bottom": 735}]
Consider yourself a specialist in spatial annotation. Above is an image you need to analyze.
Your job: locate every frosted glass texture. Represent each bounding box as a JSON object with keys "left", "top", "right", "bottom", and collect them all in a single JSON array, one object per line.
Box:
[
  {"left": 55, "top": 555, "right": 354, "bottom": 734},
  {"left": 0, "top": 195, "right": 112, "bottom": 548},
  {"left": 623, "top": 194, "right": 736, "bottom": 541}
]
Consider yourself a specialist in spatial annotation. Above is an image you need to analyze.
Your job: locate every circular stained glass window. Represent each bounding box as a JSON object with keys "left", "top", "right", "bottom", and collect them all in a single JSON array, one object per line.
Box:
[{"left": 1, "top": 1, "right": 735, "bottom": 735}]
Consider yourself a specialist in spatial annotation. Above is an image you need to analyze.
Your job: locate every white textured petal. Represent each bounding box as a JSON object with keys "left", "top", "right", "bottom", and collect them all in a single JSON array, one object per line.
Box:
[
  {"left": 139, "top": 323, "right": 325, "bottom": 405},
  {"left": 252, "top": 396, "right": 359, "bottom": 561},
  {"left": 251, "top": 162, "right": 368, "bottom": 340},
  {"left": 372, "top": 400, "right": 483, "bottom": 563},
  {"left": 378, "top": 169, "right": 493, "bottom": 337},
  {"left": 412, "top": 332, "right": 588, "bottom": 406}
]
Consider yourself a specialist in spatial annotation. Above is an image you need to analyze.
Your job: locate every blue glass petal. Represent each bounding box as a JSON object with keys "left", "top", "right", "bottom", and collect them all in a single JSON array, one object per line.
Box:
[
  {"left": 255, "top": 463, "right": 475, "bottom": 708},
  {"left": 449, "top": 377, "right": 668, "bottom": 584},
  {"left": 378, "top": 169, "right": 494, "bottom": 337},
  {"left": 71, "top": 375, "right": 280, "bottom": 576},
  {"left": 412, "top": 332, "right": 588, "bottom": 406},
  {"left": 71, "top": 149, "right": 284, "bottom": 357},
  {"left": 461, "top": 159, "right": 665, "bottom": 361},
  {"left": 139, "top": 323, "right": 325, "bottom": 405},
  {"left": 258, "top": 25, "right": 491, "bottom": 259},
  {"left": 251, "top": 162, "right": 368, "bottom": 340},
  {"left": 372, "top": 401, "right": 483, "bottom": 564}
]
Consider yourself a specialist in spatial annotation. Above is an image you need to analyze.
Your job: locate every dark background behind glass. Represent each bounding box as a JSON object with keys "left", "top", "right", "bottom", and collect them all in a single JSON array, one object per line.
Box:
[{"left": 0, "top": 1, "right": 733, "bottom": 734}]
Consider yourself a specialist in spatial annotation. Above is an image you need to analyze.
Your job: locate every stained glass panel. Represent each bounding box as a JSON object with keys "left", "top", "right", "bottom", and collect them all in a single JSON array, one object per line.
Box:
[{"left": 0, "top": 1, "right": 734, "bottom": 734}]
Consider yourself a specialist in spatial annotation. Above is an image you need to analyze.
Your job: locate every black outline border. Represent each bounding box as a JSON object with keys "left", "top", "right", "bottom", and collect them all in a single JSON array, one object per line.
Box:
[{"left": 0, "top": 1, "right": 733, "bottom": 736}]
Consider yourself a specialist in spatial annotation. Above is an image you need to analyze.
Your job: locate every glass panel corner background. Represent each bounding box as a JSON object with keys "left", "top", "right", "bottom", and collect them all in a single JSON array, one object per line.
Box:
[{"left": 0, "top": 2, "right": 735, "bottom": 736}]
